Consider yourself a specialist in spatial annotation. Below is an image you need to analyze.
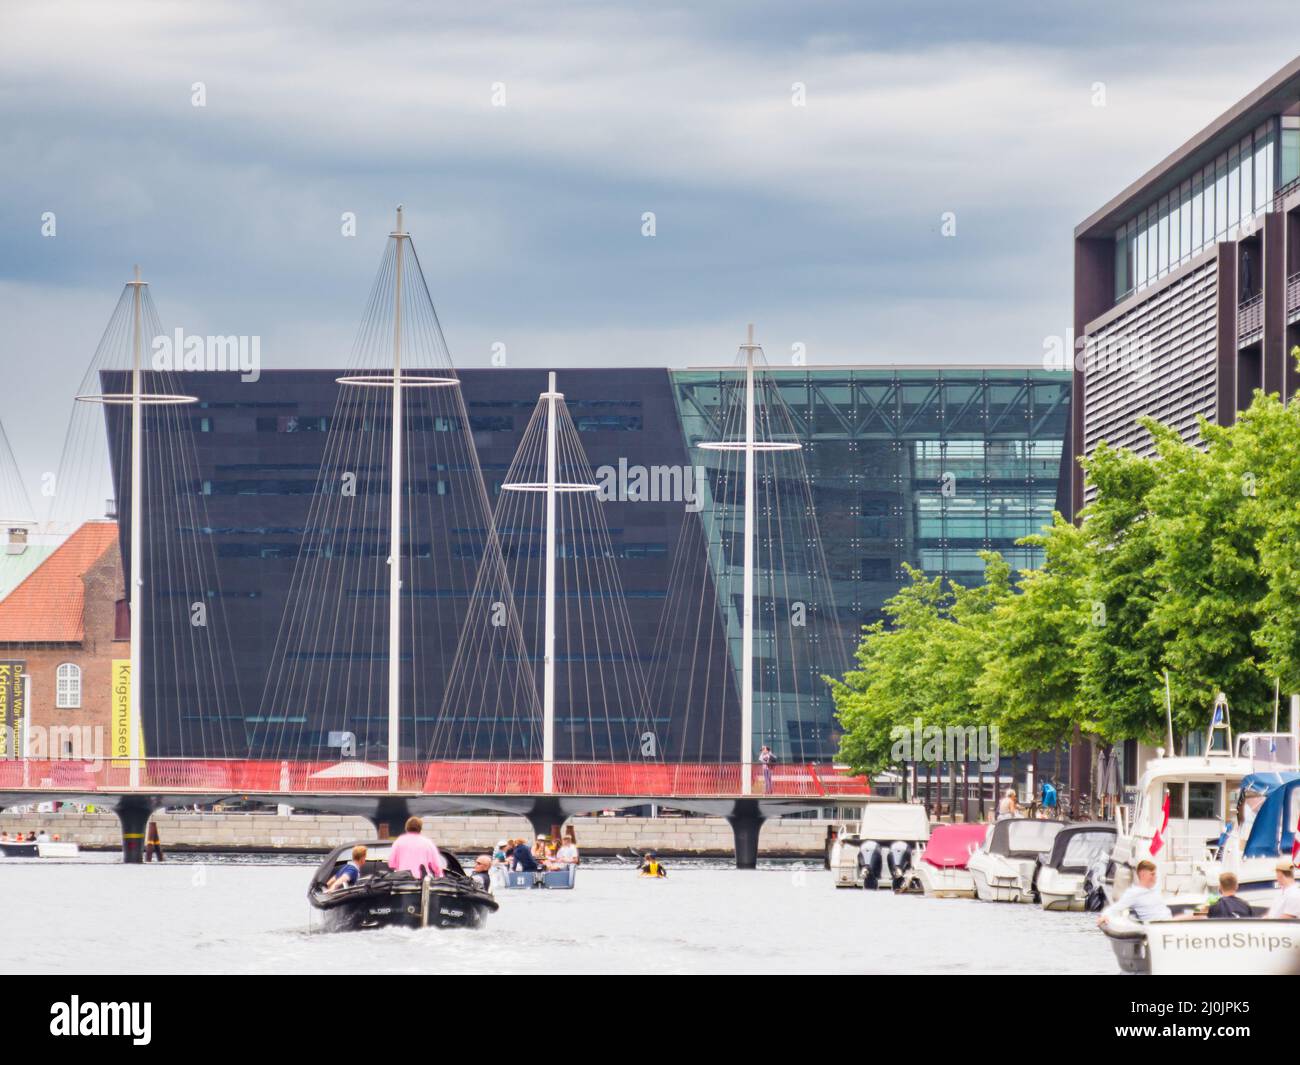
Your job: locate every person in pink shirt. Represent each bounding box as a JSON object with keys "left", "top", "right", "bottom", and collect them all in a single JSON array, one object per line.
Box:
[{"left": 386, "top": 816, "right": 446, "bottom": 879}]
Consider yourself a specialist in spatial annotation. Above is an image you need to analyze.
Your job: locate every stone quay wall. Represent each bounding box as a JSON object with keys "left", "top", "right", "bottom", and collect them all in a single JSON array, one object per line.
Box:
[{"left": 0, "top": 811, "right": 838, "bottom": 857}]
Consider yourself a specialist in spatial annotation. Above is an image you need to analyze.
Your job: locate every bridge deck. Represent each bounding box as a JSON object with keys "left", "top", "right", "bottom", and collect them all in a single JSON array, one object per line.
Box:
[{"left": 0, "top": 760, "right": 871, "bottom": 800}]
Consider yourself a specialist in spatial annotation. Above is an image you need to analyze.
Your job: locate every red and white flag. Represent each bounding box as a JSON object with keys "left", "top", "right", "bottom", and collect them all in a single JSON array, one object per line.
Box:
[{"left": 1150, "top": 792, "right": 1171, "bottom": 856}]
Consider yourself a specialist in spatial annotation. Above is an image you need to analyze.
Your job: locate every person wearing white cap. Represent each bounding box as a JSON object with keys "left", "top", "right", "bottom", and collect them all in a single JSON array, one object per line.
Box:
[{"left": 1266, "top": 861, "right": 1300, "bottom": 919}]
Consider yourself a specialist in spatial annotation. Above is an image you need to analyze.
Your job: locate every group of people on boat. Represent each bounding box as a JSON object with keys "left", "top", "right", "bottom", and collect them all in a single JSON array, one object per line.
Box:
[
  {"left": 1098, "top": 857, "right": 1300, "bottom": 924},
  {"left": 493, "top": 833, "right": 580, "bottom": 873},
  {"left": 0, "top": 830, "right": 56, "bottom": 843},
  {"left": 324, "top": 816, "right": 448, "bottom": 892}
]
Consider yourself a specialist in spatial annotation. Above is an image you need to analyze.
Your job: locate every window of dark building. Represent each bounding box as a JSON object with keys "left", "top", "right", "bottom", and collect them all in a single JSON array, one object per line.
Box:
[{"left": 860, "top": 558, "right": 892, "bottom": 581}]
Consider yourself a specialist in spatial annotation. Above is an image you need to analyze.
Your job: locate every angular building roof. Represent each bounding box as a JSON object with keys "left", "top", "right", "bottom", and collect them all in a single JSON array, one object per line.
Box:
[
  {"left": 0, "top": 521, "right": 119, "bottom": 643},
  {"left": 1076, "top": 54, "right": 1300, "bottom": 239}
]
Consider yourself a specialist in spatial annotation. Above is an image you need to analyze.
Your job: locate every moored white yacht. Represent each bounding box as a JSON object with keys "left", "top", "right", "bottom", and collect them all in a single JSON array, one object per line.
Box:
[
  {"left": 1110, "top": 696, "right": 1295, "bottom": 903},
  {"left": 967, "top": 818, "right": 1063, "bottom": 903},
  {"left": 1032, "top": 821, "right": 1115, "bottom": 911},
  {"left": 830, "top": 802, "right": 930, "bottom": 889},
  {"left": 898, "top": 822, "right": 987, "bottom": 898}
]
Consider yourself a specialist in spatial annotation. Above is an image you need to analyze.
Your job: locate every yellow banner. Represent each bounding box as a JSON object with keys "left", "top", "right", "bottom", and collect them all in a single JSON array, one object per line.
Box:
[
  {"left": 110, "top": 659, "right": 142, "bottom": 767},
  {"left": 0, "top": 661, "right": 24, "bottom": 759}
]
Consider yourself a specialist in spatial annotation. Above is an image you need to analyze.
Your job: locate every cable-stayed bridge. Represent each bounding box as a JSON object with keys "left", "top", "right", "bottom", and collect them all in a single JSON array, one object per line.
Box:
[{"left": 1, "top": 208, "right": 867, "bottom": 865}]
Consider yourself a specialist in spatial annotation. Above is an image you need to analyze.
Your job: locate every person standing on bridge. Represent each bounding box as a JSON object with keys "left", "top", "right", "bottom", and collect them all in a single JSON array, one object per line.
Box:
[
  {"left": 387, "top": 817, "right": 445, "bottom": 879},
  {"left": 760, "top": 746, "right": 775, "bottom": 794}
]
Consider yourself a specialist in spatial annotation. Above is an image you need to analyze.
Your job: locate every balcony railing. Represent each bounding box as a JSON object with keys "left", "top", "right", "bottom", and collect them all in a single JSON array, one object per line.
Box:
[{"left": 1238, "top": 292, "right": 1264, "bottom": 344}]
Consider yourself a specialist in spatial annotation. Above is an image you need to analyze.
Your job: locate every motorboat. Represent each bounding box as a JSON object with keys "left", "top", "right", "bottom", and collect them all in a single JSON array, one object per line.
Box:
[
  {"left": 37, "top": 840, "right": 80, "bottom": 858},
  {"left": 0, "top": 839, "right": 36, "bottom": 857},
  {"left": 830, "top": 802, "right": 930, "bottom": 889},
  {"left": 897, "top": 822, "right": 987, "bottom": 898},
  {"left": 1110, "top": 700, "right": 1295, "bottom": 900},
  {"left": 1031, "top": 822, "right": 1116, "bottom": 911},
  {"left": 500, "top": 864, "right": 578, "bottom": 889},
  {"left": 308, "top": 840, "right": 499, "bottom": 931},
  {"left": 1190, "top": 771, "right": 1300, "bottom": 900},
  {"left": 1100, "top": 901, "right": 1297, "bottom": 974},
  {"left": 967, "top": 818, "right": 1063, "bottom": 903}
]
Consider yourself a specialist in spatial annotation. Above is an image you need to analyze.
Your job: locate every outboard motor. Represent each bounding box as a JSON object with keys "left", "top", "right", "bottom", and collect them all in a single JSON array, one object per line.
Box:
[
  {"left": 857, "top": 840, "right": 884, "bottom": 889},
  {"left": 886, "top": 839, "right": 914, "bottom": 891},
  {"left": 1083, "top": 855, "right": 1110, "bottom": 913}
]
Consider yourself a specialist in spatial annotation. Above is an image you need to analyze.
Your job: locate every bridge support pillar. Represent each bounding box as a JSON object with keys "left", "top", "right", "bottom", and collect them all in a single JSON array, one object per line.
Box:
[
  {"left": 370, "top": 798, "right": 411, "bottom": 840},
  {"left": 727, "top": 800, "right": 764, "bottom": 870},
  {"left": 525, "top": 797, "right": 566, "bottom": 841},
  {"left": 116, "top": 797, "right": 156, "bottom": 864}
]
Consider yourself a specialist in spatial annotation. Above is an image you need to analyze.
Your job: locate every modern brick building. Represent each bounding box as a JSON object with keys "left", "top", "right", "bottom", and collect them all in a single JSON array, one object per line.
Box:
[
  {"left": 1072, "top": 55, "right": 1300, "bottom": 514},
  {"left": 0, "top": 521, "right": 127, "bottom": 760}
]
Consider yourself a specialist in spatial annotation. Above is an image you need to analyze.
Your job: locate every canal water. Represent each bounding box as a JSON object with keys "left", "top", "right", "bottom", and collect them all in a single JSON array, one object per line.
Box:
[{"left": 0, "top": 856, "right": 1116, "bottom": 974}]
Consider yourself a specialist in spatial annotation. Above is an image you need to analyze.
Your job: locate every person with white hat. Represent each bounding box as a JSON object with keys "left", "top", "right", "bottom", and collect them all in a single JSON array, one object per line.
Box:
[{"left": 1266, "top": 861, "right": 1300, "bottom": 919}]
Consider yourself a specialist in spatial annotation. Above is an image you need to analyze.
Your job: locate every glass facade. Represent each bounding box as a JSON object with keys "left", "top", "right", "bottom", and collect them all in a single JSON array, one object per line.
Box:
[
  {"left": 671, "top": 368, "right": 1069, "bottom": 759},
  {"left": 1114, "top": 118, "right": 1300, "bottom": 301},
  {"left": 108, "top": 366, "right": 1068, "bottom": 762}
]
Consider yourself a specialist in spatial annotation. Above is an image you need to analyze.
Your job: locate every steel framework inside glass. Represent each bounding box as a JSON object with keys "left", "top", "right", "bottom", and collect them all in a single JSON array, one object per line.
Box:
[{"left": 671, "top": 367, "right": 1068, "bottom": 759}]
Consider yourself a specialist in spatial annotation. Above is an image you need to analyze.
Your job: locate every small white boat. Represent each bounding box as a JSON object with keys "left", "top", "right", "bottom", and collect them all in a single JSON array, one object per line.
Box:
[
  {"left": 830, "top": 802, "right": 930, "bottom": 889},
  {"left": 37, "top": 841, "right": 80, "bottom": 858},
  {"left": 500, "top": 864, "right": 577, "bottom": 890},
  {"left": 967, "top": 818, "right": 1063, "bottom": 903},
  {"left": 1100, "top": 900, "right": 1297, "bottom": 974},
  {"left": 899, "top": 823, "right": 987, "bottom": 898},
  {"left": 1033, "top": 822, "right": 1116, "bottom": 911}
]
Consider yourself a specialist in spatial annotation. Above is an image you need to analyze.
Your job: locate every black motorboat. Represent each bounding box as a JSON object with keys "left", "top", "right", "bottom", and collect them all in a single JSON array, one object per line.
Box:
[
  {"left": 308, "top": 841, "right": 499, "bottom": 931},
  {"left": 0, "top": 840, "right": 37, "bottom": 857}
]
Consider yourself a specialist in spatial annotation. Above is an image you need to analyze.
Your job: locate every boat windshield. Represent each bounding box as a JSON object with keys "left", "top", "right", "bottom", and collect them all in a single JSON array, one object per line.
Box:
[
  {"left": 1057, "top": 831, "right": 1114, "bottom": 872},
  {"left": 1002, "top": 820, "right": 1062, "bottom": 857}
]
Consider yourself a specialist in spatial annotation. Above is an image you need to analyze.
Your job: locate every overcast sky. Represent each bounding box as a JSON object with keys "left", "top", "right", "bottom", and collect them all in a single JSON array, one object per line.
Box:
[{"left": 2, "top": 1, "right": 1298, "bottom": 507}]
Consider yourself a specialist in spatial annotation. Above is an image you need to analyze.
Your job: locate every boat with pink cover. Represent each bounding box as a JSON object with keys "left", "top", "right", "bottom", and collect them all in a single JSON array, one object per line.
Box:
[{"left": 898, "top": 822, "right": 988, "bottom": 898}]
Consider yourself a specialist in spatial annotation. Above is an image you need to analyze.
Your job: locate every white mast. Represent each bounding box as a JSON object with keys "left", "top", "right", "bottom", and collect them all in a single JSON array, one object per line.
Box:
[
  {"left": 387, "top": 206, "right": 406, "bottom": 793},
  {"left": 741, "top": 324, "right": 756, "bottom": 795},
  {"left": 128, "top": 265, "right": 145, "bottom": 790},
  {"left": 543, "top": 371, "right": 558, "bottom": 793}
]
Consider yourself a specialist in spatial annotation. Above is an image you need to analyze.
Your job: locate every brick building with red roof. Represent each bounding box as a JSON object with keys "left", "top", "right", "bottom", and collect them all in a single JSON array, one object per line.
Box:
[{"left": 0, "top": 520, "right": 126, "bottom": 758}]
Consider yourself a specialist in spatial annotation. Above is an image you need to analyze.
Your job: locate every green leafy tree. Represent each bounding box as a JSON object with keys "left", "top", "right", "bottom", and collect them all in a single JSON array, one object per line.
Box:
[
  {"left": 828, "top": 566, "right": 949, "bottom": 775},
  {"left": 1074, "top": 441, "right": 1165, "bottom": 743},
  {"left": 975, "top": 515, "right": 1087, "bottom": 753},
  {"left": 1143, "top": 415, "right": 1272, "bottom": 731}
]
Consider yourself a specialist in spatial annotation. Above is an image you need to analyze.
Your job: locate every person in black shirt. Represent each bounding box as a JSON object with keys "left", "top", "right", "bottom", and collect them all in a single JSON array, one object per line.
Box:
[
  {"left": 1206, "top": 872, "right": 1254, "bottom": 919},
  {"left": 470, "top": 854, "right": 493, "bottom": 892}
]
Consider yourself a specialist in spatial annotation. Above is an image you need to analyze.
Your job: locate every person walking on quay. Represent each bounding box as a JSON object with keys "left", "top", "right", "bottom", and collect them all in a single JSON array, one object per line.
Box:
[
  {"left": 386, "top": 817, "right": 445, "bottom": 879},
  {"left": 997, "top": 789, "right": 1018, "bottom": 820},
  {"left": 759, "top": 745, "right": 775, "bottom": 794},
  {"left": 145, "top": 821, "right": 164, "bottom": 862}
]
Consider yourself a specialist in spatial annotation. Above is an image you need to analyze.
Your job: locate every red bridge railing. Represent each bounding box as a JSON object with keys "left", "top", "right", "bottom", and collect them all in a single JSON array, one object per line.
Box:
[{"left": 0, "top": 759, "right": 871, "bottom": 798}]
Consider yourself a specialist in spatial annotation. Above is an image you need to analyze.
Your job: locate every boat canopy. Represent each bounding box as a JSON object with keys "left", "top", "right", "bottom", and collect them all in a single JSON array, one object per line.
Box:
[
  {"left": 921, "top": 823, "right": 988, "bottom": 869},
  {"left": 1243, "top": 774, "right": 1300, "bottom": 858},
  {"left": 1240, "top": 771, "right": 1294, "bottom": 796},
  {"left": 858, "top": 802, "right": 930, "bottom": 841},
  {"left": 1044, "top": 822, "right": 1116, "bottom": 872},
  {"left": 986, "top": 817, "right": 1063, "bottom": 858}
]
